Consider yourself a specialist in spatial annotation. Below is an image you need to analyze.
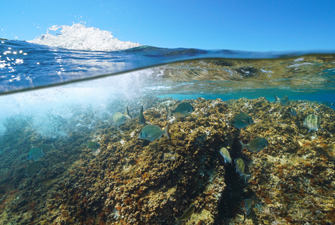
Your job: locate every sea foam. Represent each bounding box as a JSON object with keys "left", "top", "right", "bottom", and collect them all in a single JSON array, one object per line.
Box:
[{"left": 29, "top": 23, "right": 141, "bottom": 51}]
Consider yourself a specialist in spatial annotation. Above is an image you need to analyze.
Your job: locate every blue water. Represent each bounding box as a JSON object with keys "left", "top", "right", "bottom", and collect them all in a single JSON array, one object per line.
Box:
[{"left": 1, "top": 40, "right": 335, "bottom": 96}]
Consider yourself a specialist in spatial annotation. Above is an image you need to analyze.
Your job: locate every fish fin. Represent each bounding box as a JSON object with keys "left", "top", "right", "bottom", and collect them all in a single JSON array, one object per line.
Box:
[
  {"left": 274, "top": 95, "right": 280, "bottom": 103},
  {"left": 164, "top": 124, "right": 170, "bottom": 139},
  {"left": 165, "top": 105, "right": 172, "bottom": 120},
  {"left": 125, "top": 106, "right": 131, "bottom": 119},
  {"left": 52, "top": 143, "right": 55, "bottom": 148},
  {"left": 41, "top": 149, "right": 45, "bottom": 156},
  {"left": 308, "top": 129, "right": 311, "bottom": 132},
  {"left": 239, "top": 140, "right": 245, "bottom": 152}
]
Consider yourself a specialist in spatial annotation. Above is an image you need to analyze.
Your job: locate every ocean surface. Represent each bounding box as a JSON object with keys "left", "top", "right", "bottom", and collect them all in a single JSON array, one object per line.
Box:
[{"left": 1, "top": 24, "right": 335, "bottom": 224}]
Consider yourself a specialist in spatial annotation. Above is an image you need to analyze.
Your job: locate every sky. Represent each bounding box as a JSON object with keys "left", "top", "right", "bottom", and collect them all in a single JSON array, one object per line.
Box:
[{"left": 1, "top": 0, "right": 335, "bottom": 51}]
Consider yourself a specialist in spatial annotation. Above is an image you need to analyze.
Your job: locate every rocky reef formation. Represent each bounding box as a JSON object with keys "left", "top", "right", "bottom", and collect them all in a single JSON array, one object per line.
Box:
[
  {"left": 0, "top": 96, "right": 334, "bottom": 224},
  {"left": 147, "top": 55, "right": 335, "bottom": 95}
]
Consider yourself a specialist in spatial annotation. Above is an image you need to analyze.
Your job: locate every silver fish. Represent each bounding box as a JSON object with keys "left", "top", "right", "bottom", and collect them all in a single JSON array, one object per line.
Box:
[
  {"left": 240, "top": 137, "right": 269, "bottom": 153},
  {"left": 166, "top": 102, "right": 195, "bottom": 119},
  {"left": 87, "top": 141, "right": 100, "bottom": 150},
  {"left": 175, "top": 204, "right": 195, "bottom": 222},
  {"left": 26, "top": 161, "right": 47, "bottom": 175},
  {"left": 287, "top": 107, "right": 297, "bottom": 118},
  {"left": 320, "top": 101, "right": 331, "bottom": 107},
  {"left": 138, "top": 125, "right": 170, "bottom": 142},
  {"left": 242, "top": 198, "right": 252, "bottom": 222},
  {"left": 303, "top": 114, "right": 322, "bottom": 132},
  {"left": 27, "top": 147, "right": 45, "bottom": 161},
  {"left": 234, "top": 158, "right": 251, "bottom": 183},
  {"left": 139, "top": 106, "right": 146, "bottom": 125},
  {"left": 231, "top": 112, "right": 254, "bottom": 129},
  {"left": 219, "top": 147, "right": 232, "bottom": 164},
  {"left": 112, "top": 106, "right": 131, "bottom": 130},
  {"left": 274, "top": 95, "right": 290, "bottom": 106}
]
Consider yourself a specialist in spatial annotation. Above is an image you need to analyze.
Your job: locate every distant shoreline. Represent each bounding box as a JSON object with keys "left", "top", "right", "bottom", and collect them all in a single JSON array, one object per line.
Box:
[{"left": 0, "top": 38, "right": 8, "bottom": 40}]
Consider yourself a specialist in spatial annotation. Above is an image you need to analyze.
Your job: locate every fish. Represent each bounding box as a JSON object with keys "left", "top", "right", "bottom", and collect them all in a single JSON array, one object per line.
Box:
[
  {"left": 274, "top": 95, "right": 290, "bottom": 106},
  {"left": 36, "top": 143, "right": 55, "bottom": 153},
  {"left": 303, "top": 114, "right": 322, "bottom": 132},
  {"left": 320, "top": 101, "right": 331, "bottom": 107},
  {"left": 234, "top": 158, "right": 251, "bottom": 183},
  {"left": 87, "top": 141, "right": 101, "bottom": 150},
  {"left": 27, "top": 147, "right": 45, "bottom": 161},
  {"left": 219, "top": 147, "right": 232, "bottom": 164},
  {"left": 166, "top": 102, "right": 195, "bottom": 119},
  {"left": 112, "top": 106, "right": 131, "bottom": 130},
  {"left": 231, "top": 112, "right": 254, "bottom": 129},
  {"left": 331, "top": 102, "right": 335, "bottom": 106},
  {"left": 26, "top": 161, "right": 47, "bottom": 175},
  {"left": 287, "top": 107, "right": 297, "bottom": 118},
  {"left": 242, "top": 198, "right": 252, "bottom": 222},
  {"left": 139, "top": 106, "right": 146, "bottom": 125},
  {"left": 138, "top": 125, "right": 170, "bottom": 142},
  {"left": 240, "top": 137, "right": 269, "bottom": 153},
  {"left": 175, "top": 204, "right": 195, "bottom": 222}
]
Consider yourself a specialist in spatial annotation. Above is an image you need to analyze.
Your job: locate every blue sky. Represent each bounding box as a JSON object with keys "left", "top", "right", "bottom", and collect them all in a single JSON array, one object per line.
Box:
[{"left": 1, "top": 0, "right": 334, "bottom": 51}]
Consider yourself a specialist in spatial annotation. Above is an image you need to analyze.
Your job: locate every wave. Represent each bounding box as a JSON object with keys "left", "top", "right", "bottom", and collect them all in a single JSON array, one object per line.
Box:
[{"left": 28, "top": 23, "right": 141, "bottom": 51}]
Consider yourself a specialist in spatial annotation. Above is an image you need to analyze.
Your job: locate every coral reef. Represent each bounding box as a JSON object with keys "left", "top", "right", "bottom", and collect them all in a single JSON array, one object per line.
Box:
[{"left": 0, "top": 96, "right": 334, "bottom": 224}]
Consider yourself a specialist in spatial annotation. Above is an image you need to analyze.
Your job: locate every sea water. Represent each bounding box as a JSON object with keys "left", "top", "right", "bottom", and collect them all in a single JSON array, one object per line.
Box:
[{"left": 0, "top": 24, "right": 335, "bottom": 224}]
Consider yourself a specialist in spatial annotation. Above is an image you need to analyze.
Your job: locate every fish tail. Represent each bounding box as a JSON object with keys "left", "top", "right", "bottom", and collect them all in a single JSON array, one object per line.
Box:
[
  {"left": 125, "top": 106, "right": 131, "bottom": 118},
  {"left": 165, "top": 105, "right": 172, "bottom": 120},
  {"left": 41, "top": 149, "right": 45, "bottom": 156},
  {"left": 164, "top": 124, "right": 170, "bottom": 139},
  {"left": 274, "top": 95, "right": 280, "bottom": 103},
  {"left": 244, "top": 174, "right": 252, "bottom": 183},
  {"left": 239, "top": 140, "right": 245, "bottom": 152}
]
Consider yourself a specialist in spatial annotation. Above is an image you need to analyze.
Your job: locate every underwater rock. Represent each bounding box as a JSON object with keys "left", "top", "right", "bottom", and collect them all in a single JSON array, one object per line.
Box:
[{"left": 0, "top": 96, "right": 335, "bottom": 224}]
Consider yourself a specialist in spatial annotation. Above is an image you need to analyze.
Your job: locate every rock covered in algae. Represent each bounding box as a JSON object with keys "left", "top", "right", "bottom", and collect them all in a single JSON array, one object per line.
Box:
[{"left": 0, "top": 96, "right": 335, "bottom": 225}]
